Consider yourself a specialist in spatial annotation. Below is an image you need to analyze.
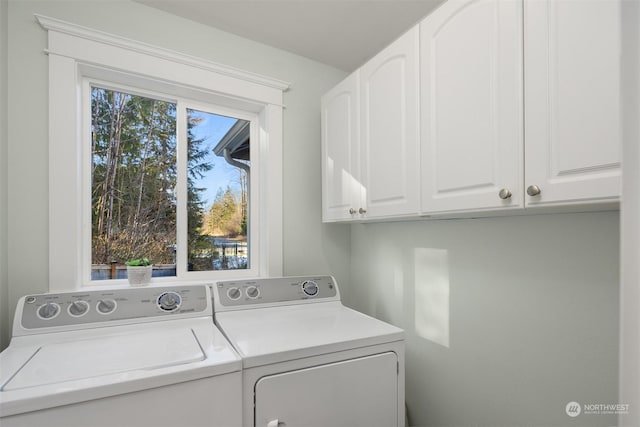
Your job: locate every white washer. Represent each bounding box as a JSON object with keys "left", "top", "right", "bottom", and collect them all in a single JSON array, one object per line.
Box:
[
  {"left": 212, "top": 276, "right": 405, "bottom": 427},
  {"left": 0, "top": 285, "right": 242, "bottom": 427}
]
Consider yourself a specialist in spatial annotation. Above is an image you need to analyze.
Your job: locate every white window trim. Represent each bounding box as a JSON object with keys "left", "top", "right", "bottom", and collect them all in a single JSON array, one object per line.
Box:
[{"left": 37, "top": 14, "right": 289, "bottom": 291}]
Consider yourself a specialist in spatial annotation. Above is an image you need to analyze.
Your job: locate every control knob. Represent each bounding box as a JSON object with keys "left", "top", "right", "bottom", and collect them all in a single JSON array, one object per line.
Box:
[
  {"left": 97, "top": 299, "right": 117, "bottom": 315},
  {"left": 227, "top": 287, "right": 241, "bottom": 300},
  {"left": 158, "top": 291, "right": 182, "bottom": 312},
  {"left": 246, "top": 286, "right": 260, "bottom": 299},
  {"left": 68, "top": 300, "right": 90, "bottom": 317},
  {"left": 301, "top": 280, "right": 319, "bottom": 296},
  {"left": 37, "top": 302, "right": 60, "bottom": 319}
]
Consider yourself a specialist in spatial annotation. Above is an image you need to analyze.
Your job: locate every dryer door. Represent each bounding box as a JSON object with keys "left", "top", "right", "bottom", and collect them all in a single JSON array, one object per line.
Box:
[{"left": 254, "top": 352, "right": 398, "bottom": 427}]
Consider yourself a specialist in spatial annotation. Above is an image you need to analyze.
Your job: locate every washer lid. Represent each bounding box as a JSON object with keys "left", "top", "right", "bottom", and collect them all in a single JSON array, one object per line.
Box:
[{"left": 3, "top": 328, "right": 204, "bottom": 391}]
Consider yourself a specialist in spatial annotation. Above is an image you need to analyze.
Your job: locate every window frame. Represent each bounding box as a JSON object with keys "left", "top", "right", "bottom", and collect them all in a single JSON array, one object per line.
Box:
[{"left": 38, "top": 14, "right": 288, "bottom": 291}]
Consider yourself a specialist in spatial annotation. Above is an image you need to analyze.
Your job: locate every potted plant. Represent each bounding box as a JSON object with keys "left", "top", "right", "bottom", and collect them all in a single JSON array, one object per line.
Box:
[{"left": 125, "top": 257, "right": 152, "bottom": 286}]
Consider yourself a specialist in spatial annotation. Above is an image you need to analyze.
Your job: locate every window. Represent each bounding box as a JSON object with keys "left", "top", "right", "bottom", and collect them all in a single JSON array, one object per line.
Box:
[
  {"left": 89, "top": 87, "right": 255, "bottom": 281},
  {"left": 39, "top": 15, "right": 288, "bottom": 290}
]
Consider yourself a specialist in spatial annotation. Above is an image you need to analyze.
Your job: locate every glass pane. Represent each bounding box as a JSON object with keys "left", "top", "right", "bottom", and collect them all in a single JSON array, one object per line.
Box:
[
  {"left": 91, "top": 87, "right": 177, "bottom": 280},
  {"left": 187, "top": 109, "right": 250, "bottom": 271}
]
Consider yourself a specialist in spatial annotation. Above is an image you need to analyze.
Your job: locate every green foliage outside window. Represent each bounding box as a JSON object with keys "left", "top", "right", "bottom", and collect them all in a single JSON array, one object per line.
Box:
[{"left": 91, "top": 87, "right": 210, "bottom": 267}]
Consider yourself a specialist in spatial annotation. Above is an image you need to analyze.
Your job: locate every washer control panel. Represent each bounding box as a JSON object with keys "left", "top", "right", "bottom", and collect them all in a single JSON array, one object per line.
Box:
[
  {"left": 19, "top": 286, "right": 208, "bottom": 330},
  {"left": 215, "top": 276, "right": 338, "bottom": 308}
]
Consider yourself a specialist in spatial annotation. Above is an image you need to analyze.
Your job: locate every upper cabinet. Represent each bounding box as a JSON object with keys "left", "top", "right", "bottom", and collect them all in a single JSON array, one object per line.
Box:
[
  {"left": 420, "top": 0, "right": 523, "bottom": 213},
  {"left": 360, "top": 27, "right": 420, "bottom": 219},
  {"left": 524, "top": 0, "right": 622, "bottom": 207},
  {"left": 321, "top": 72, "right": 361, "bottom": 222},
  {"left": 321, "top": 0, "right": 622, "bottom": 222},
  {"left": 321, "top": 28, "right": 420, "bottom": 222}
]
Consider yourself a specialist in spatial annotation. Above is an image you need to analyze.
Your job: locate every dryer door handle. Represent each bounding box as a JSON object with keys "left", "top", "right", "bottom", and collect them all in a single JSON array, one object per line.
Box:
[{"left": 267, "top": 420, "right": 283, "bottom": 427}]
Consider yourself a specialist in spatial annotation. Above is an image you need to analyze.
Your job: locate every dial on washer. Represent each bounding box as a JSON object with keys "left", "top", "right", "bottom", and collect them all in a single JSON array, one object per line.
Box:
[
  {"left": 68, "top": 300, "right": 90, "bottom": 317},
  {"left": 37, "top": 302, "right": 60, "bottom": 319},
  {"left": 97, "top": 299, "right": 117, "bottom": 315},
  {"left": 158, "top": 291, "right": 182, "bottom": 311}
]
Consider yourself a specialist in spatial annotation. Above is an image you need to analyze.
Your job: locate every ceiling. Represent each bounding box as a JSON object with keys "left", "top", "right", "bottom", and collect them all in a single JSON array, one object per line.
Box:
[{"left": 134, "top": 0, "right": 445, "bottom": 72}]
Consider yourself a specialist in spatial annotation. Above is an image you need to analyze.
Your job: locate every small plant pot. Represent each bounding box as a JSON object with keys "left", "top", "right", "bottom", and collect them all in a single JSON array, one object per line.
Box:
[{"left": 127, "top": 265, "right": 152, "bottom": 286}]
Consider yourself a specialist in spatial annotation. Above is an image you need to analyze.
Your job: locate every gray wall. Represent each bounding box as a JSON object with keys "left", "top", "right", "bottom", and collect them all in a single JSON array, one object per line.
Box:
[
  {"left": 1, "top": 0, "right": 9, "bottom": 350},
  {"left": 345, "top": 211, "right": 620, "bottom": 427},
  {"left": 620, "top": 0, "right": 640, "bottom": 424},
  {"left": 2, "top": 0, "right": 349, "bottom": 348}
]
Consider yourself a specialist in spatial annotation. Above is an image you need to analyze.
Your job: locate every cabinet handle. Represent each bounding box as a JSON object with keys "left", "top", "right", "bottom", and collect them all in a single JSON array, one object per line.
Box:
[
  {"left": 498, "top": 188, "right": 512, "bottom": 200},
  {"left": 267, "top": 420, "right": 281, "bottom": 427},
  {"left": 359, "top": 208, "right": 367, "bottom": 215},
  {"left": 349, "top": 208, "right": 357, "bottom": 215},
  {"left": 526, "top": 185, "right": 541, "bottom": 196}
]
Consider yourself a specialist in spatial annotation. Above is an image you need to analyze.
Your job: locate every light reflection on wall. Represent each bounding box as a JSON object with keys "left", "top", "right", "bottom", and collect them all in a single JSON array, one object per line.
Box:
[
  {"left": 414, "top": 248, "right": 450, "bottom": 348},
  {"left": 393, "top": 265, "right": 404, "bottom": 304}
]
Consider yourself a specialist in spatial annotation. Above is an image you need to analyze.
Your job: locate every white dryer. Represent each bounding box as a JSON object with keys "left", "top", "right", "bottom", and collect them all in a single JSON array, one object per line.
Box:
[
  {"left": 212, "top": 276, "right": 405, "bottom": 427},
  {"left": 0, "top": 285, "right": 242, "bottom": 427}
]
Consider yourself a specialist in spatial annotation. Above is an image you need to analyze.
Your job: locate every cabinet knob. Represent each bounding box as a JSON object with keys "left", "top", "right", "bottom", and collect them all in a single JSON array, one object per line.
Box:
[
  {"left": 349, "top": 208, "right": 357, "bottom": 215},
  {"left": 498, "top": 188, "right": 512, "bottom": 200},
  {"left": 526, "top": 185, "right": 541, "bottom": 196},
  {"left": 359, "top": 208, "right": 367, "bottom": 215}
]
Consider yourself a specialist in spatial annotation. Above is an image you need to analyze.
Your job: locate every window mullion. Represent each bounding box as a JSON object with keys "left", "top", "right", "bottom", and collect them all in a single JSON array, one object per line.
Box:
[{"left": 175, "top": 101, "right": 189, "bottom": 278}]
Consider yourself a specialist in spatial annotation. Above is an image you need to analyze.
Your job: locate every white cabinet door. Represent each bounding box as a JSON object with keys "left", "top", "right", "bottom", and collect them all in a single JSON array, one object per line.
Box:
[
  {"left": 420, "top": 0, "right": 523, "bottom": 214},
  {"left": 524, "top": 0, "right": 622, "bottom": 206},
  {"left": 254, "top": 352, "right": 398, "bottom": 427},
  {"left": 321, "top": 72, "right": 362, "bottom": 221},
  {"left": 360, "top": 27, "right": 420, "bottom": 218}
]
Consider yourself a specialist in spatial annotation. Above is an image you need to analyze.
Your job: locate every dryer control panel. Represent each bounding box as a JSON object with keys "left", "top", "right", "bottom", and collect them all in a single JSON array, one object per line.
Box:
[
  {"left": 17, "top": 285, "right": 210, "bottom": 332},
  {"left": 214, "top": 276, "right": 339, "bottom": 311}
]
